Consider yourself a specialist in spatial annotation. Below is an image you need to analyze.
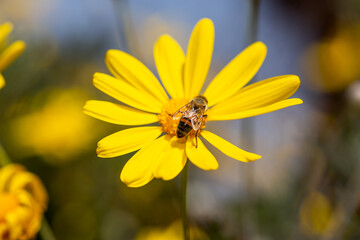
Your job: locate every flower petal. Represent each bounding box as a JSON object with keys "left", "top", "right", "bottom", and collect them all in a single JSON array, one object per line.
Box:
[
  {"left": 0, "top": 41, "right": 26, "bottom": 72},
  {"left": 0, "top": 22, "right": 13, "bottom": 46},
  {"left": 120, "top": 135, "right": 169, "bottom": 187},
  {"left": 96, "top": 126, "right": 163, "bottom": 158},
  {"left": 154, "top": 35, "right": 185, "bottom": 99},
  {"left": 183, "top": 18, "right": 214, "bottom": 98},
  {"left": 0, "top": 73, "right": 5, "bottom": 89},
  {"left": 154, "top": 136, "right": 187, "bottom": 181},
  {"left": 0, "top": 164, "right": 25, "bottom": 192},
  {"left": 209, "top": 75, "right": 301, "bottom": 115},
  {"left": 186, "top": 137, "right": 218, "bottom": 171},
  {"left": 204, "top": 42, "right": 267, "bottom": 106},
  {"left": 83, "top": 100, "right": 158, "bottom": 125},
  {"left": 208, "top": 98, "right": 303, "bottom": 121},
  {"left": 93, "top": 72, "right": 163, "bottom": 113},
  {"left": 105, "top": 49, "right": 168, "bottom": 103},
  {"left": 8, "top": 172, "right": 48, "bottom": 209},
  {"left": 201, "top": 130, "right": 261, "bottom": 162}
]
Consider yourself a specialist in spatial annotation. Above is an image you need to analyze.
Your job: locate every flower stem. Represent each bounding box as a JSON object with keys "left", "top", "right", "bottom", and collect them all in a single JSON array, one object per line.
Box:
[
  {"left": 39, "top": 218, "right": 57, "bottom": 240},
  {"left": 0, "top": 143, "right": 57, "bottom": 240},
  {"left": 0, "top": 143, "right": 11, "bottom": 166},
  {"left": 181, "top": 161, "right": 189, "bottom": 240}
]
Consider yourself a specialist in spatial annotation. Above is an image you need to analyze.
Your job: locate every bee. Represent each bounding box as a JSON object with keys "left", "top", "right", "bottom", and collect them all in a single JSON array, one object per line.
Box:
[{"left": 171, "top": 95, "right": 208, "bottom": 148}]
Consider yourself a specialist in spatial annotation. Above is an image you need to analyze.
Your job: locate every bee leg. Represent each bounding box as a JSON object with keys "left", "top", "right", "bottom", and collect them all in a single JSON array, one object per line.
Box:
[
  {"left": 194, "top": 114, "right": 207, "bottom": 148},
  {"left": 195, "top": 130, "right": 200, "bottom": 148}
]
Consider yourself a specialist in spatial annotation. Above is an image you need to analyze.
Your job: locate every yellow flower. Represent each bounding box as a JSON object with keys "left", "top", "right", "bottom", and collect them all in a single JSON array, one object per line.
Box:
[
  {"left": 83, "top": 18, "right": 302, "bottom": 187},
  {"left": 0, "top": 22, "right": 26, "bottom": 89},
  {"left": 135, "top": 220, "right": 209, "bottom": 240},
  {"left": 10, "top": 88, "right": 100, "bottom": 163},
  {"left": 0, "top": 164, "right": 48, "bottom": 240},
  {"left": 302, "top": 23, "right": 360, "bottom": 92},
  {"left": 299, "top": 191, "right": 343, "bottom": 237}
]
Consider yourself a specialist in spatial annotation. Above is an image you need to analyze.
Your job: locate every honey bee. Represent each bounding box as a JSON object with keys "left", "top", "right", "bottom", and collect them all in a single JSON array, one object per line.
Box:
[{"left": 171, "top": 95, "right": 208, "bottom": 147}]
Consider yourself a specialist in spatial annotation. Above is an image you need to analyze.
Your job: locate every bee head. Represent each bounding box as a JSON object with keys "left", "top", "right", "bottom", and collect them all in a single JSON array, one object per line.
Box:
[{"left": 192, "top": 95, "right": 208, "bottom": 110}]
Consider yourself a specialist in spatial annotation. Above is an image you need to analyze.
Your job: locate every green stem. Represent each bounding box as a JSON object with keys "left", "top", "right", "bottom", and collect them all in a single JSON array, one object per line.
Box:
[
  {"left": 0, "top": 143, "right": 57, "bottom": 240},
  {"left": 181, "top": 161, "right": 189, "bottom": 240},
  {"left": 0, "top": 143, "right": 11, "bottom": 166},
  {"left": 39, "top": 218, "right": 57, "bottom": 240}
]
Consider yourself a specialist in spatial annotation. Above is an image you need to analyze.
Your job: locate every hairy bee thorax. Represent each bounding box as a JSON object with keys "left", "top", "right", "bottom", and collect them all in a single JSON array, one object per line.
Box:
[{"left": 158, "top": 98, "right": 208, "bottom": 137}]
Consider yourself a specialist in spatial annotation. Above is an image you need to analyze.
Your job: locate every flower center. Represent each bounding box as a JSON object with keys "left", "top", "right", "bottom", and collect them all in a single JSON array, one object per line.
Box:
[
  {"left": 158, "top": 98, "right": 208, "bottom": 137},
  {"left": 0, "top": 193, "right": 19, "bottom": 219},
  {"left": 158, "top": 98, "right": 189, "bottom": 136}
]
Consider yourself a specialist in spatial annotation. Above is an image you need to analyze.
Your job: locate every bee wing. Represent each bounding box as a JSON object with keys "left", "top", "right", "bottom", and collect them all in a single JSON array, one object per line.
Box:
[
  {"left": 191, "top": 111, "right": 204, "bottom": 131},
  {"left": 172, "top": 103, "right": 191, "bottom": 119}
]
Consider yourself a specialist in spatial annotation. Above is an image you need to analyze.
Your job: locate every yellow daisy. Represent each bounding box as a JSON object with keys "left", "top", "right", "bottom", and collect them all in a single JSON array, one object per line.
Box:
[
  {"left": 0, "top": 22, "right": 26, "bottom": 89},
  {"left": 0, "top": 164, "right": 48, "bottom": 240},
  {"left": 83, "top": 18, "right": 302, "bottom": 188}
]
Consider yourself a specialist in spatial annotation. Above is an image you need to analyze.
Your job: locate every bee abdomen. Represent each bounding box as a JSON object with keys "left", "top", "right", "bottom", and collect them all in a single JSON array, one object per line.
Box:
[{"left": 176, "top": 117, "right": 193, "bottom": 138}]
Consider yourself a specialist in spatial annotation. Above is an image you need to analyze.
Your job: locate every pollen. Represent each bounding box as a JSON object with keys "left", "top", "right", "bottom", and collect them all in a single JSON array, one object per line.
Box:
[{"left": 158, "top": 98, "right": 190, "bottom": 136}]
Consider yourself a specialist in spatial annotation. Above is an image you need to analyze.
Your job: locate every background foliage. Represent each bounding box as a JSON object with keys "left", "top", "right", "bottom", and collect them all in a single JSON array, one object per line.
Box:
[{"left": 1, "top": 0, "right": 360, "bottom": 239}]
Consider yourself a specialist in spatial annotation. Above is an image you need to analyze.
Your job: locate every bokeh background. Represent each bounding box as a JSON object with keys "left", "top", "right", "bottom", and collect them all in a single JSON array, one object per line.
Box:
[{"left": 1, "top": 0, "right": 360, "bottom": 239}]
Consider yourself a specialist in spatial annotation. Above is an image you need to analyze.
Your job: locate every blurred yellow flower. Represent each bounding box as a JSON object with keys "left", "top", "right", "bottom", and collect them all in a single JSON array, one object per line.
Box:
[
  {"left": 0, "top": 164, "right": 48, "bottom": 240},
  {"left": 84, "top": 18, "right": 302, "bottom": 187},
  {"left": 10, "top": 88, "right": 99, "bottom": 164},
  {"left": 135, "top": 220, "right": 208, "bottom": 240},
  {"left": 299, "top": 191, "right": 343, "bottom": 237},
  {"left": 303, "top": 24, "right": 360, "bottom": 92},
  {"left": 0, "top": 22, "right": 26, "bottom": 90}
]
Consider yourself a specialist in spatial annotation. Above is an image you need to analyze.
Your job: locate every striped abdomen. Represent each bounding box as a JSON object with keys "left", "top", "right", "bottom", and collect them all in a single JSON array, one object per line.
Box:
[{"left": 176, "top": 117, "right": 193, "bottom": 138}]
